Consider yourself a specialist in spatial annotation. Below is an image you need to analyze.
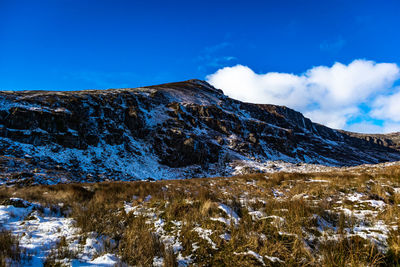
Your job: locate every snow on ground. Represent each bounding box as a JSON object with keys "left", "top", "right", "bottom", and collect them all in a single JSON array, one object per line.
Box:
[
  {"left": 232, "top": 159, "right": 400, "bottom": 175},
  {"left": 193, "top": 227, "right": 218, "bottom": 250},
  {"left": 345, "top": 192, "right": 387, "bottom": 210},
  {"left": 306, "top": 179, "right": 329, "bottom": 183},
  {"left": 217, "top": 203, "right": 240, "bottom": 226},
  {"left": 219, "top": 232, "right": 231, "bottom": 241},
  {"left": 234, "top": 250, "right": 266, "bottom": 266},
  {"left": 153, "top": 256, "right": 164, "bottom": 267},
  {"left": 87, "top": 253, "right": 121, "bottom": 266},
  {"left": 248, "top": 210, "right": 266, "bottom": 221},
  {"left": 123, "top": 201, "right": 193, "bottom": 267},
  {"left": 1, "top": 165, "right": 399, "bottom": 265},
  {"left": 0, "top": 199, "right": 122, "bottom": 266},
  {"left": 0, "top": 133, "right": 230, "bottom": 185},
  {"left": 321, "top": 192, "right": 395, "bottom": 251},
  {"left": 272, "top": 188, "right": 285, "bottom": 198},
  {"left": 69, "top": 232, "right": 119, "bottom": 265},
  {"left": 231, "top": 159, "right": 335, "bottom": 175},
  {"left": 265, "top": 255, "right": 284, "bottom": 263}
]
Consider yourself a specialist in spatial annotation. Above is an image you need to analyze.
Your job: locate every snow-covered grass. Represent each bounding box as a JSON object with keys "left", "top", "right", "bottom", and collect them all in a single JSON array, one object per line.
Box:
[
  {"left": 0, "top": 198, "right": 122, "bottom": 266},
  {"left": 0, "top": 164, "right": 400, "bottom": 265}
]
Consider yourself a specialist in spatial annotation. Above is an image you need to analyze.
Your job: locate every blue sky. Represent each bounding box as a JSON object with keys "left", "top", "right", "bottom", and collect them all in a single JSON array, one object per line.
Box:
[{"left": 1, "top": 0, "right": 400, "bottom": 132}]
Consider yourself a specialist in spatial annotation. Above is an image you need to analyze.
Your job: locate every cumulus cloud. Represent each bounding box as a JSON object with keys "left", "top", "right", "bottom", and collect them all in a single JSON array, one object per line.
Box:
[
  {"left": 347, "top": 121, "right": 400, "bottom": 134},
  {"left": 371, "top": 88, "right": 400, "bottom": 122},
  {"left": 206, "top": 60, "right": 400, "bottom": 132}
]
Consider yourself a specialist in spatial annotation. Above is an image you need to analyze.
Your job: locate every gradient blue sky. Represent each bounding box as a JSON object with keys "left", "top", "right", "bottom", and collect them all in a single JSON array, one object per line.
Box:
[
  {"left": 1, "top": 0, "right": 399, "bottom": 90},
  {"left": 1, "top": 0, "right": 400, "bottom": 132}
]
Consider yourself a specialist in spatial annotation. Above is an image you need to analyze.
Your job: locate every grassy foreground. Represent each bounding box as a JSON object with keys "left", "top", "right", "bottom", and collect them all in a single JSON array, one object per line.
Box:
[{"left": 1, "top": 164, "right": 400, "bottom": 266}]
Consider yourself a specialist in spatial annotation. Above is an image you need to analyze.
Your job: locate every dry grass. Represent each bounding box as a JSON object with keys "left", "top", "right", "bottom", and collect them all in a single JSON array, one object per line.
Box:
[
  {"left": 1, "top": 164, "right": 400, "bottom": 265},
  {"left": 319, "top": 236, "right": 384, "bottom": 266},
  {"left": 119, "top": 216, "right": 168, "bottom": 266},
  {"left": 44, "top": 236, "right": 78, "bottom": 267},
  {"left": 0, "top": 229, "right": 27, "bottom": 266}
]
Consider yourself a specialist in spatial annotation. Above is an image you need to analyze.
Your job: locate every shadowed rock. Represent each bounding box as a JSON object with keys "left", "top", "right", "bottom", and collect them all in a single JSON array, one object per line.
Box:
[{"left": 0, "top": 79, "right": 399, "bottom": 184}]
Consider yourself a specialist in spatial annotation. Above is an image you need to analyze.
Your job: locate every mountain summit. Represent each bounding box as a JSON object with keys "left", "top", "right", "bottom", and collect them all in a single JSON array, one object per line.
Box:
[{"left": 1, "top": 79, "right": 400, "bottom": 184}]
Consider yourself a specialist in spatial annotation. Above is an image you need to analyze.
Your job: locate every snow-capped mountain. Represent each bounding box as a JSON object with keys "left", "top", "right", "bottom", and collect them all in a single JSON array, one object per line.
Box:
[{"left": 1, "top": 79, "right": 400, "bottom": 184}]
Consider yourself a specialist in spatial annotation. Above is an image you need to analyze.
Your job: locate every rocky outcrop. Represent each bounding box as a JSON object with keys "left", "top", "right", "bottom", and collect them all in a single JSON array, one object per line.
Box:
[
  {"left": 341, "top": 131, "right": 400, "bottom": 150},
  {"left": 0, "top": 79, "right": 400, "bottom": 184}
]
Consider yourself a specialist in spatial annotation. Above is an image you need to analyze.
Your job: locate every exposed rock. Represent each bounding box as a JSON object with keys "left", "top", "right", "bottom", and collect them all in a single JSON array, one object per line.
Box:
[{"left": 0, "top": 79, "right": 400, "bottom": 184}]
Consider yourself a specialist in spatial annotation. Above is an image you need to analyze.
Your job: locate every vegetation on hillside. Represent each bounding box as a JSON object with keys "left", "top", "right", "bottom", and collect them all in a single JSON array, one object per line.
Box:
[{"left": 1, "top": 165, "right": 400, "bottom": 266}]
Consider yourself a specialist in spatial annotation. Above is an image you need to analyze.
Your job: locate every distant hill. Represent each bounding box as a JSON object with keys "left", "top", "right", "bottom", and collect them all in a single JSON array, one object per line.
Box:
[{"left": 1, "top": 79, "right": 400, "bottom": 184}]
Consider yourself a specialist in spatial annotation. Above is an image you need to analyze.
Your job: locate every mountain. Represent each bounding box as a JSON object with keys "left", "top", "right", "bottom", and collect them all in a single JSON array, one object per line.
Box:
[{"left": 1, "top": 79, "right": 400, "bottom": 184}]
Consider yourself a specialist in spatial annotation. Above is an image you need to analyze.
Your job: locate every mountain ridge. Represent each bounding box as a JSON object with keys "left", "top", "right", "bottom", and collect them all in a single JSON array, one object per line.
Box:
[{"left": 1, "top": 79, "right": 400, "bottom": 185}]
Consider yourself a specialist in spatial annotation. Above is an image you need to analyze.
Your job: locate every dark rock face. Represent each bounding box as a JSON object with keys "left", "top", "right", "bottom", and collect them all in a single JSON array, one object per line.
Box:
[
  {"left": 0, "top": 79, "right": 400, "bottom": 184},
  {"left": 340, "top": 131, "right": 400, "bottom": 150}
]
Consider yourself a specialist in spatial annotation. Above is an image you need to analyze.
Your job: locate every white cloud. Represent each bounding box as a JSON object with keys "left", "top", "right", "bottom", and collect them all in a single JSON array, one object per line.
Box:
[
  {"left": 371, "top": 88, "right": 400, "bottom": 122},
  {"left": 383, "top": 123, "right": 400, "bottom": 133},
  {"left": 206, "top": 60, "right": 400, "bottom": 131},
  {"left": 346, "top": 121, "right": 400, "bottom": 134},
  {"left": 304, "top": 107, "right": 359, "bottom": 129},
  {"left": 346, "top": 122, "right": 385, "bottom": 134}
]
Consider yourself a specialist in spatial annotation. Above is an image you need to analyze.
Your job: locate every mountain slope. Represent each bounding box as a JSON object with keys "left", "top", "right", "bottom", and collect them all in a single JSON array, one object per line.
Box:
[{"left": 0, "top": 79, "right": 399, "bottom": 184}]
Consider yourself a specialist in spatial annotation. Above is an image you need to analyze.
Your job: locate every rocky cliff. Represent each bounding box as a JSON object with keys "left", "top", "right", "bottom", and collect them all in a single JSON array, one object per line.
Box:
[
  {"left": 340, "top": 131, "right": 400, "bottom": 150},
  {"left": 1, "top": 79, "right": 400, "bottom": 184}
]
